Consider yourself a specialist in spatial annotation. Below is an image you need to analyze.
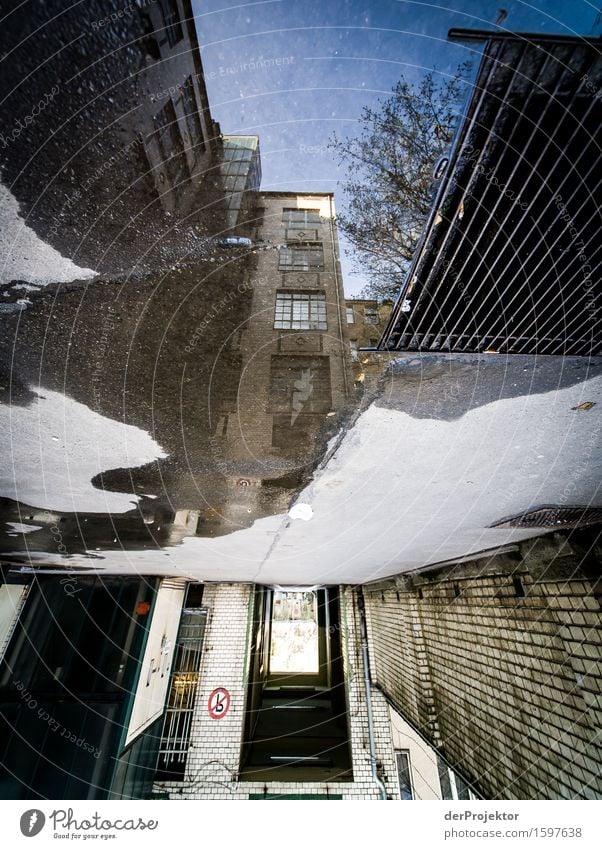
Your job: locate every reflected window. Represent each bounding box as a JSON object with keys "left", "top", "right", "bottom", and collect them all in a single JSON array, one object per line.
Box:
[
  {"left": 346, "top": 307, "right": 355, "bottom": 324},
  {"left": 279, "top": 244, "right": 324, "bottom": 272},
  {"left": 283, "top": 208, "right": 321, "bottom": 228},
  {"left": 159, "top": 0, "right": 183, "bottom": 47},
  {"left": 151, "top": 99, "right": 188, "bottom": 186},
  {"left": 269, "top": 591, "right": 319, "bottom": 674},
  {"left": 269, "top": 355, "right": 332, "bottom": 414},
  {"left": 364, "top": 307, "right": 378, "bottom": 324},
  {"left": 274, "top": 291, "right": 327, "bottom": 330},
  {"left": 182, "top": 76, "right": 205, "bottom": 152}
]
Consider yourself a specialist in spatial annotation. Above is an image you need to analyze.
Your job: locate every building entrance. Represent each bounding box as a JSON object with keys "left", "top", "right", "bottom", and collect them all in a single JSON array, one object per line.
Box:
[{"left": 240, "top": 586, "right": 352, "bottom": 782}]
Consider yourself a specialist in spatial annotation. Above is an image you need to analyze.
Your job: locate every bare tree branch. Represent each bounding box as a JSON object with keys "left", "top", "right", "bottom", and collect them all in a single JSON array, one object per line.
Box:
[{"left": 330, "top": 63, "right": 471, "bottom": 301}]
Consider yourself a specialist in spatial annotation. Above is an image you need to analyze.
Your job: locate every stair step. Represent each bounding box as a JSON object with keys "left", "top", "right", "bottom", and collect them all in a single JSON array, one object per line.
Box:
[
  {"left": 239, "top": 763, "right": 354, "bottom": 783},
  {"left": 249, "top": 737, "right": 350, "bottom": 760},
  {"left": 265, "top": 684, "right": 328, "bottom": 690},
  {"left": 269, "top": 755, "right": 333, "bottom": 766},
  {"left": 254, "top": 714, "right": 345, "bottom": 738}
]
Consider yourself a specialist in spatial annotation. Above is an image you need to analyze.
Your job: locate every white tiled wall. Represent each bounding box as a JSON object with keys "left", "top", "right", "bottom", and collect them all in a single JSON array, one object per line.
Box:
[{"left": 154, "top": 583, "right": 401, "bottom": 800}]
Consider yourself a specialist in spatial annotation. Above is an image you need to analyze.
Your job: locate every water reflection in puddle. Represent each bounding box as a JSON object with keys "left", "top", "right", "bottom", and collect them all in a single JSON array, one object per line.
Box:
[{"left": 1, "top": 208, "right": 356, "bottom": 569}]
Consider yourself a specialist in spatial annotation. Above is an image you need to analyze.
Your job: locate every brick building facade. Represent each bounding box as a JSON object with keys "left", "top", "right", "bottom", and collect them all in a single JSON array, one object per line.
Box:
[{"left": 364, "top": 532, "right": 602, "bottom": 800}]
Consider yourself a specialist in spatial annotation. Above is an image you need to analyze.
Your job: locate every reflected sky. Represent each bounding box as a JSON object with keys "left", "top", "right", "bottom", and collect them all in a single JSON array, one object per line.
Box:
[{"left": 195, "top": 0, "right": 599, "bottom": 294}]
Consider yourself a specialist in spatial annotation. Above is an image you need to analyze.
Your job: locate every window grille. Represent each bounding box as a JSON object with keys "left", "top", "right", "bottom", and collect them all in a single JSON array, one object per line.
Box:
[
  {"left": 155, "top": 608, "right": 208, "bottom": 780},
  {"left": 282, "top": 208, "right": 321, "bottom": 228}
]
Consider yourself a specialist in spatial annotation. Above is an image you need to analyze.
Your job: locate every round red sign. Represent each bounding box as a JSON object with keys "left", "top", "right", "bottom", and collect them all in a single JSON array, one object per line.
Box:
[{"left": 207, "top": 687, "right": 231, "bottom": 720}]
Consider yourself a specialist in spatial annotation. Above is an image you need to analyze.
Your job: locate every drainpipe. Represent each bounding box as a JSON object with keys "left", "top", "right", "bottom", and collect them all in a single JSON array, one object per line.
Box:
[
  {"left": 356, "top": 588, "right": 387, "bottom": 800},
  {"left": 328, "top": 195, "right": 350, "bottom": 400}
]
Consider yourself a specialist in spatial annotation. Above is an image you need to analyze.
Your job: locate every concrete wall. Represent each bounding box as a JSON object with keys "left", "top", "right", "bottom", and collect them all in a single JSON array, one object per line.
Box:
[
  {"left": 388, "top": 706, "right": 442, "bottom": 800},
  {"left": 364, "top": 532, "right": 602, "bottom": 800}
]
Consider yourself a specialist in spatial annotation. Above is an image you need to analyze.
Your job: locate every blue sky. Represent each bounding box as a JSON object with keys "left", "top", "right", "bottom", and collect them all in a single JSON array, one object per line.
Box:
[{"left": 192, "top": 0, "right": 600, "bottom": 294}]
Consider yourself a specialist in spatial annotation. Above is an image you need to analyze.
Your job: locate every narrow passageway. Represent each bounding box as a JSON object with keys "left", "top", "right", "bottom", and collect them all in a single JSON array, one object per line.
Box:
[{"left": 240, "top": 588, "right": 352, "bottom": 781}]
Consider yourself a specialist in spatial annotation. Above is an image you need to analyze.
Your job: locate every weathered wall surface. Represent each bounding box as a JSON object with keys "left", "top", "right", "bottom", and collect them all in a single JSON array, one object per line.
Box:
[{"left": 364, "top": 531, "right": 602, "bottom": 800}]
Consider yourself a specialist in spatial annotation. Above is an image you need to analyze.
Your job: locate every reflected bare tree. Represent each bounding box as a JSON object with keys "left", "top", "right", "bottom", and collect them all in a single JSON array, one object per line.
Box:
[{"left": 330, "top": 62, "right": 471, "bottom": 301}]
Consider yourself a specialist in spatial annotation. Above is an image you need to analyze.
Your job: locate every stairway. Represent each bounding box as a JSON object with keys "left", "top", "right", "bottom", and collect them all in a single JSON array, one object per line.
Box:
[{"left": 239, "top": 686, "right": 352, "bottom": 782}]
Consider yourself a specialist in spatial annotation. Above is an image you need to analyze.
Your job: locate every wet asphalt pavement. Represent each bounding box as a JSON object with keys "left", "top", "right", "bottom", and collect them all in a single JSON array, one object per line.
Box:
[
  {"left": 1, "top": 3, "right": 600, "bottom": 578},
  {"left": 0, "top": 1, "right": 350, "bottom": 564},
  {"left": 1, "top": 0, "right": 219, "bottom": 280},
  {"left": 0, "top": 246, "right": 350, "bottom": 559}
]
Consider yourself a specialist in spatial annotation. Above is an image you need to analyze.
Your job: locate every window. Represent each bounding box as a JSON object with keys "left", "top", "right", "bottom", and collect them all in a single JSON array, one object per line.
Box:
[
  {"left": 396, "top": 750, "right": 414, "bottom": 800},
  {"left": 279, "top": 243, "right": 324, "bottom": 272},
  {"left": 350, "top": 340, "right": 359, "bottom": 362},
  {"left": 274, "top": 292, "right": 327, "bottom": 330},
  {"left": 152, "top": 99, "right": 188, "bottom": 186},
  {"left": 282, "top": 208, "right": 321, "bottom": 228},
  {"left": 272, "top": 413, "right": 322, "bottom": 447},
  {"left": 181, "top": 76, "right": 205, "bottom": 152},
  {"left": 437, "top": 756, "right": 478, "bottom": 800},
  {"left": 159, "top": 0, "right": 183, "bottom": 47},
  {"left": 269, "top": 591, "right": 319, "bottom": 674},
  {"left": 346, "top": 307, "right": 355, "bottom": 324},
  {"left": 364, "top": 307, "right": 378, "bottom": 324}
]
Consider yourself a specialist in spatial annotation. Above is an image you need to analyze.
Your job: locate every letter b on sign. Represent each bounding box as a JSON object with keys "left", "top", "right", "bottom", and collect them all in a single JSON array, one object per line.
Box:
[{"left": 208, "top": 687, "right": 231, "bottom": 719}]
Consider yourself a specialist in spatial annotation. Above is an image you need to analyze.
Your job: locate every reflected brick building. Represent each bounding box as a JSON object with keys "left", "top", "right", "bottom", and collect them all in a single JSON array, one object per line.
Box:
[
  {"left": 344, "top": 298, "right": 393, "bottom": 384},
  {"left": 231, "top": 192, "right": 351, "bottom": 459},
  {"left": 0, "top": 0, "right": 253, "bottom": 277},
  {"left": 202, "top": 191, "right": 353, "bottom": 533}
]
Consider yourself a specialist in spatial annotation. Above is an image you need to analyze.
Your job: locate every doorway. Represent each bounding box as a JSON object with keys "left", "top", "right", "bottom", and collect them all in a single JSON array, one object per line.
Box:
[{"left": 240, "top": 586, "right": 352, "bottom": 782}]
